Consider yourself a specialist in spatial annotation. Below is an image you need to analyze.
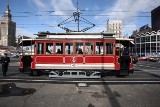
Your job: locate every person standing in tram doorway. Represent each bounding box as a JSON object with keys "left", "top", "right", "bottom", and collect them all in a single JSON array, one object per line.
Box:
[{"left": 1, "top": 53, "right": 10, "bottom": 76}]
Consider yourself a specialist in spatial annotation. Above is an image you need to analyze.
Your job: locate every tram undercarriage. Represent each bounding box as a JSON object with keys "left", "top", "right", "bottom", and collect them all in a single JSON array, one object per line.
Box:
[{"left": 49, "top": 70, "right": 101, "bottom": 78}]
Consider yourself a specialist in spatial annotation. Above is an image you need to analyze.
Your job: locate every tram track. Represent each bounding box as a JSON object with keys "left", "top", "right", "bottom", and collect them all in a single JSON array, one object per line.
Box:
[{"left": 0, "top": 77, "right": 160, "bottom": 84}]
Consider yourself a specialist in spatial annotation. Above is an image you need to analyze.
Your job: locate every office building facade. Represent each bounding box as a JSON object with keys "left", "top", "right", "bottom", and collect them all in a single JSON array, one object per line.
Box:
[
  {"left": 0, "top": 4, "right": 16, "bottom": 46},
  {"left": 151, "top": 6, "right": 160, "bottom": 32},
  {"left": 107, "top": 20, "right": 122, "bottom": 38}
]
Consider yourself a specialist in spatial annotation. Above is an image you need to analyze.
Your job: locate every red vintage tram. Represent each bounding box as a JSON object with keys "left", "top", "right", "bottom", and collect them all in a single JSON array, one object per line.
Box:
[{"left": 19, "top": 32, "right": 134, "bottom": 78}]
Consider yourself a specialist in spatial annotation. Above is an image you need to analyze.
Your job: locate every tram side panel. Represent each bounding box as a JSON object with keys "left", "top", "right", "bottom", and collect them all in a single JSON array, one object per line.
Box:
[{"left": 32, "top": 55, "right": 115, "bottom": 70}]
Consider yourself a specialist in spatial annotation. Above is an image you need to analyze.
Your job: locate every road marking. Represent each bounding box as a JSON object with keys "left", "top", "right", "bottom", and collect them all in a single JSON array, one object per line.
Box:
[{"left": 146, "top": 66, "right": 151, "bottom": 67}]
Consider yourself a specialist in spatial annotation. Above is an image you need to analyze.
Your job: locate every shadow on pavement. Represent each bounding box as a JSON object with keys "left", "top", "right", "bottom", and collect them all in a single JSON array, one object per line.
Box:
[
  {"left": 0, "top": 83, "right": 36, "bottom": 97},
  {"left": 101, "top": 78, "right": 121, "bottom": 107}
]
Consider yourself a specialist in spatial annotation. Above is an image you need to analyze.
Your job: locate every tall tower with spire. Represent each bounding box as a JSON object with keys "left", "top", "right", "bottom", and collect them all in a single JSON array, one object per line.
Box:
[
  {"left": 4, "top": 1, "right": 12, "bottom": 21},
  {"left": 0, "top": 0, "right": 16, "bottom": 46}
]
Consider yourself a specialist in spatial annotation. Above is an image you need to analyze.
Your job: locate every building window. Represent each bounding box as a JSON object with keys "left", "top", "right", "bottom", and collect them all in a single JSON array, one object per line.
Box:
[
  {"left": 157, "top": 43, "right": 160, "bottom": 52},
  {"left": 151, "top": 43, "right": 156, "bottom": 52},
  {"left": 157, "top": 35, "right": 160, "bottom": 41},
  {"left": 141, "top": 37, "right": 145, "bottom": 43},
  {"left": 146, "top": 43, "right": 150, "bottom": 53},
  {"left": 141, "top": 44, "right": 145, "bottom": 53},
  {"left": 146, "top": 36, "right": 150, "bottom": 42},
  {"left": 151, "top": 35, "right": 156, "bottom": 42},
  {"left": 137, "top": 44, "right": 140, "bottom": 53},
  {"left": 136, "top": 38, "right": 140, "bottom": 43}
]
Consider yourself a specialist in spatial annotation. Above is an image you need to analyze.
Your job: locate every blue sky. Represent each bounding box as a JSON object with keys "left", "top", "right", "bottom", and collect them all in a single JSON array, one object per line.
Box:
[{"left": 0, "top": 0, "right": 160, "bottom": 38}]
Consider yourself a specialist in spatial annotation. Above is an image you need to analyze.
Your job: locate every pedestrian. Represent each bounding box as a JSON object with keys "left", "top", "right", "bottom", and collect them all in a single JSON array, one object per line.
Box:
[{"left": 1, "top": 53, "right": 10, "bottom": 76}]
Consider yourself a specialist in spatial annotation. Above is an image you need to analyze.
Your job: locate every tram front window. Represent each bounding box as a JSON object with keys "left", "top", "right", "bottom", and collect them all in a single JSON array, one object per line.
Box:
[
  {"left": 46, "top": 43, "right": 53, "bottom": 54},
  {"left": 65, "top": 43, "right": 73, "bottom": 54}
]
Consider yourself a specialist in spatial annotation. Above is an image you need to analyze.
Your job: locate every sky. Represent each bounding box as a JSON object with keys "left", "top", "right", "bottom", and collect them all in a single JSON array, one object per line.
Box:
[{"left": 0, "top": 0, "right": 160, "bottom": 38}]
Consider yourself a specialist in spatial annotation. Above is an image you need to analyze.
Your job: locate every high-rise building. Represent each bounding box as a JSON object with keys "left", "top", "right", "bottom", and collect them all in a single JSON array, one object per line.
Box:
[
  {"left": 0, "top": 3, "right": 16, "bottom": 46},
  {"left": 107, "top": 20, "right": 122, "bottom": 38},
  {"left": 151, "top": 6, "right": 160, "bottom": 32}
]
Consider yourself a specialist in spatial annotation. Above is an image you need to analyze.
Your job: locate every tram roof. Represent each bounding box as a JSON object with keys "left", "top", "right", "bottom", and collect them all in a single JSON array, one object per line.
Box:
[
  {"left": 19, "top": 32, "right": 134, "bottom": 46},
  {"left": 35, "top": 32, "right": 116, "bottom": 39}
]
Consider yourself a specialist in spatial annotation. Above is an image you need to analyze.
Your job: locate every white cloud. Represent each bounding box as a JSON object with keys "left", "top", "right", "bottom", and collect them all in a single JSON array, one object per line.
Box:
[
  {"left": 28, "top": 0, "right": 47, "bottom": 9},
  {"left": 16, "top": 28, "right": 36, "bottom": 38},
  {"left": 50, "top": 0, "right": 76, "bottom": 17},
  {"left": 94, "top": 0, "right": 160, "bottom": 35},
  {"left": 123, "top": 23, "right": 137, "bottom": 36},
  {"left": 96, "top": 0, "right": 160, "bottom": 20}
]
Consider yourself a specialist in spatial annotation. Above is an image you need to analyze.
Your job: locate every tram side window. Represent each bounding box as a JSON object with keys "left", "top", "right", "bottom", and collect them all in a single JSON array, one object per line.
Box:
[
  {"left": 76, "top": 42, "right": 83, "bottom": 54},
  {"left": 65, "top": 43, "right": 73, "bottom": 54},
  {"left": 56, "top": 43, "right": 63, "bottom": 54},
  {"left": 95, "top": 42, "right": 104, "bottom": 54},
  {"left": 37, "top": 43, "right": 44, "bottom": 54},
  {"left": 85, "top": 42, "right": 93, "bottom": 54},
  {"left": 106, "top": 43, "right": 113, "bottom": 54},
  {"left": 46, "top": 43, "right": 54, "bottom": 54}
]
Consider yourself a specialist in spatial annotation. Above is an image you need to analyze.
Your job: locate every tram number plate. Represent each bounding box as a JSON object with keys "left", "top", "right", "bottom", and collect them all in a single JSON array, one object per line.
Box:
[{"left": 70, "top": 64, "right": 77, "bottom": 67}]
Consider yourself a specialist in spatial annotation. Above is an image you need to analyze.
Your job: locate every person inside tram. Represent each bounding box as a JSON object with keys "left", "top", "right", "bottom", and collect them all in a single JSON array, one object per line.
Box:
[
  {"left": 86, "top": 47, "right": 92, "bottom": 54},
  {"left": 56, "top": 49, "right": 61, "bottom": 54},
  {"left": 46, "top": 47, "right": 52, "bottom": 54},
  {"left": 116, "top": 47, "right": 121, "bottom": 55},
  {"left": 77, "top": 48, "right": 83, "bottom": 54},
  {"left": 122, "top": 46, "right": 129, "bottom": 55}
]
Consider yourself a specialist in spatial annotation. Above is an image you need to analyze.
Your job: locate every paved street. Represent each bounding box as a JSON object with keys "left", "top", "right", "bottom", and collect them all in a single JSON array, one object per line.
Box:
[{"left": 0, "top": 59, "right": 160, "bottom": 107}]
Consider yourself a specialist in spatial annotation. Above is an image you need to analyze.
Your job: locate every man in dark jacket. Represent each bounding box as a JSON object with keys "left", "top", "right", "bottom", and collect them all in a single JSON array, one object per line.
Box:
[{"left": 1, "top": 53, "right": 10, "bottom": 76}]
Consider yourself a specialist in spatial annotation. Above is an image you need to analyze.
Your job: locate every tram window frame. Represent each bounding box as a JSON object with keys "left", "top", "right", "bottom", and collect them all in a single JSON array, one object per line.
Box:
[
  {"left": 105, "top": 43, "right": 114, "bottom": 55},
  {"left": 36, "top": 42, "right": 44, "bottom": 55},
  {"left": 95, "top": 42, "right": 104, "bottom": 55},
  {"left": 55, "top": 42, "right": 63, "bottom": 54},
  {"left": 65, "top": 42, "right": 73, "bottom": 55},
  {"left": 45, "top": 42, "right": 54, "bottom": 55},
  {"left": 76, "top": 42, "right": 84, "bottom": 54},
  {"left": 85, "top": 42, "right": 93, "bottom": 55}
]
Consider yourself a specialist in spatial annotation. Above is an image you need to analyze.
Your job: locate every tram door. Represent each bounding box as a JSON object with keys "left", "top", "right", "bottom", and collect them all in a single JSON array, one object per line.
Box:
[
  {"left": 22, "top": 55, "right": 32, "bottom": 72},
  {"left": 116, "top": 40, "right": 132, "bottom": 75},
  {"left": 20, "top": 40, "right": 34, "bottom": 72}
]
